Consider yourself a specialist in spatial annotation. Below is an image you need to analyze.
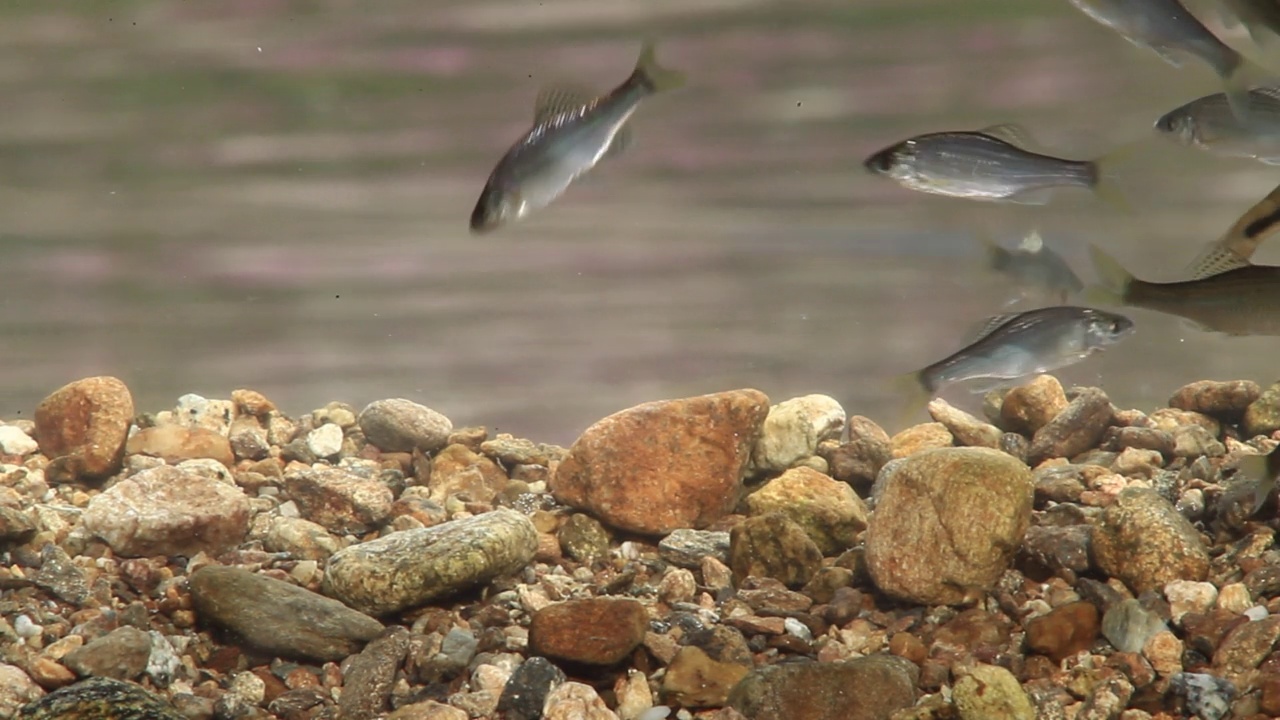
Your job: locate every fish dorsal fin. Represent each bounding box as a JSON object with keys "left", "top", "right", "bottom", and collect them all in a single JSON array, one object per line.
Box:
[
  {"left": 1252, "top": 85, "right": 1280, "bottom": 102},
  {"left": 1186, "top": 243, "right": 1252, "bottom": 279},
  {"left": 977, "top": 123, "right": 1036, "bottom": 149},
  {"left": 963, "top": 312, "right": 1022, "bottom": 345},
  {"left": 534, "top": 83, "right": 597, "bottom": 123},
  {"left": 1018, "top": 230, "right": 1045, "bottom": 253}
]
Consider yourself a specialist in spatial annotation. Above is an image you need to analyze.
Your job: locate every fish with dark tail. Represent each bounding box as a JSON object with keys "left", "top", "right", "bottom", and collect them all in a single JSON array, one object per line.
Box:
[{"left": 471, "top": 41, "right": 685, "bottom": 232}]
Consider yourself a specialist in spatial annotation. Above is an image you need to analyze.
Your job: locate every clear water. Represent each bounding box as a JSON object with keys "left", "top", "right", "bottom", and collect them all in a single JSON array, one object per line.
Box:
[{"left": 3, "top": 1, "right": 1278, "bottom": 444}]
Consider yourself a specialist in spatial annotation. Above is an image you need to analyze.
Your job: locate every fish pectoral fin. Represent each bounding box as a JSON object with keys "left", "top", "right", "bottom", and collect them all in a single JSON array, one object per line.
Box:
[
  {"left": 603, "top": 127, "right": 632, "bottom": 160},
  {"left": 975, "top": 123, "right": 1039, "bottom": 150},
  {"left": 534, "top": 83, "right": 598, "bottom": 123},
  {"left": 1186, "top": 242, "right": 1252, "bottom": 279}
]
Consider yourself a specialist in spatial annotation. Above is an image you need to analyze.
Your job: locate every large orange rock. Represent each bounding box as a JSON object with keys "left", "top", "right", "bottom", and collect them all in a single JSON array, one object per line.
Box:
[
  {"left": 34, "top": 376, "right": 134, "bottom": 483},
  {"left": 550, "top": 389, "right": 770, "bottom": 535}
]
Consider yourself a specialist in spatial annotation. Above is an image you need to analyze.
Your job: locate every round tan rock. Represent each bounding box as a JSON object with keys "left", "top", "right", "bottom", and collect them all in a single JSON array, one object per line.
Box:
[
  {"left": 1000, "top": 374, "right": 1068, "bottom": 435},
  {"left": 866, "top": 447, "right": 1033, "bottom": 605},
  {"left": 529, "top": 598, "right": 648, "bottom": 666},
  {"left": 34, "top": 376, "right": 134, "bottom": 482},
  {"left": 550, "top": 389, "right": 770, "bottom": 535},
  {"left": 1092, "top": 487, "right": 1209, "bottom": 594},
  {"left": 743, "top": 467, "right": 867, "bottom": 555}
]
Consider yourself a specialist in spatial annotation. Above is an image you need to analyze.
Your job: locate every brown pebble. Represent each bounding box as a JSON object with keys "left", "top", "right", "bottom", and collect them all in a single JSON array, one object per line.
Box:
[
  {"left": 888, "top": 632, "right": 927, "bottom": 664},
  {"left": 529, "top": 598, "right": 648, "bottom": 665},
  {"left": 1025, "top": 601, "right": 1100, "bottom": 663},
  {"left": 1169, "top": 380, "right": 1260, "bottom": 420},
  {"left": 1001, "top": 375, "right": 1068, "bottom": 435}
]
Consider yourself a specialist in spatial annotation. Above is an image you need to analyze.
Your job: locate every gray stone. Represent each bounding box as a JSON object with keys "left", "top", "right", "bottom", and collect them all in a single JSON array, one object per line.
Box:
[
  {"left": 188, "top": 565, "right": 384, "bottom": 662},
  {"left": 358, "top": 399, "right": 453, "bottom": 453},
  {"left": 337, "top": 627, "right": 410, "bottom": 720},
  {"left": 658, "top": 529, "right": 730, "bottom": 569},
  {"left": 18, "top": 676, "right": 184, "bottom": 719},
  {"left": 323, "top": 508, "right": 537, "bottom": 616},
  {"left": 31, "top": 543, "right": 91, "bottom": 606},
  {"left": 751, "top": 395, "right": 846, "bottom": 472},
  {"left": 1101, "top": 598, "right": 1168, "bottom": 653},
  {"left": 496, "top": 657, "right": 567, "bottom": 720},
  {"left": 63, "top": 627, "right": 152, "bottom": 681}
]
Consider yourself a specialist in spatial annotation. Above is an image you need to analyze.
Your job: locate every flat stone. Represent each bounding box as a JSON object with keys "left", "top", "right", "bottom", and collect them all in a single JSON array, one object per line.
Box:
[
  {"left": 17, "top": 676, "right": 184, "bottom": 719},
  {"left": 529, "top": 598, "right": 648, "bottom": 665},
  {"left": 1102, "top": 598, "right": 1168, "bottom": 654},
  {"left": 358, "top": 399, "right": 453, "bottom": 453},
  {"left": 1025, "top": 601, "right": 1099, "bottom": 662},
  {"left": 62, "top": 627, "right": 151, "bottom": 681},
  {"left": 726, "top": 654, "right": 917, "bottom": 720},
  {"left": 662, "top": 645, "right": 750, "bottom": 708},
  {"left": 125, "top": 425, "right": 234, "bottom": 467},
  {"left": 336, "top": 627, "right": 410, "bottom": 720},
  {"left": 282, "top": 466, "right": 393, "bottom": 535},
  {"left": 1169, "top": 380, "right": 1260, "bottom": 420},
  {"left": 658, "top": 529, "right": 730, "bottom": 568},
  {"left": 34, "top": 377, "right": 134, "bottom": 483},
  {"left": 928, "top": 398, "right": 1001, "bottom": 448}
]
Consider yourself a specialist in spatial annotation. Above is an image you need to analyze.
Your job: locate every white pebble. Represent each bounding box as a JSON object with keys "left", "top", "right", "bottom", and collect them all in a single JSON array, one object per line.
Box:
[
  {"left": 277, "top": 500, "right": 300, "bottom": 518},
  {"left": 637, "top": 707, "right": 672, "bottom": 720},
  {"left": 0, "top": 425, "right": 38, "bottom": 455},
  {"left": 1245, "top": 605, "right": 1269, "bottom": 621},
  {"left": 784, "top": 617, "right": 812, "bottom": 642},
  {"left": 306, "top": 423, "right": 344, "bottom": 458},
  {"left": 14, "top": 614, "right": 41, "bottom": 638}
]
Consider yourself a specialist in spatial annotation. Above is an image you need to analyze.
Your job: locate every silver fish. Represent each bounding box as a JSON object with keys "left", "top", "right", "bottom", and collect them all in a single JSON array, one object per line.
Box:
[
  {"left": 470, "top": 41, "right": 685, "bottom": 232},
  {"left": 1155, "top": 86, "right": 1280, "bottom": 165},
  {"left": 863, "top": 124, "right": 1124, "bottom": 206},
  {"left": 980, "top": 230, "right": 1086, "bottom": 305},
  {"left": 1066, "top": 0, "right": 1255, "bottom": 118},
  {"left": 1216, "top": 443, "right": 1280, "bottom": 530},
  {"left": 1218, "top": 0, "right": 1280, "bottom": 46},
  {"left": 903, "top": 306, "right": 1135, "bottom": 397}
]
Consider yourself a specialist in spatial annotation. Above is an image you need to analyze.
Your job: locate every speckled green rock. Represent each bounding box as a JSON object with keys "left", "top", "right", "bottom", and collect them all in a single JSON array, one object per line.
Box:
[
  {"left": 19, "top": 677, "right": 184, "bottom": 719},
  {"left": 728, "top": 512, "right": 823, "bottom": 588},
  {"left": 557, "top": 513, "right": 611, "bottom": 563},
  {"left": 743, "top": 466, "right": 867, "bottom": 555},
  {"left": 953, "top": 664, "right": 1036, "bottom": 720},
  {"left": 323, "top": 507, "right": 537, "bottom": 616},
  {"left": 726, "top": 654, "right": 917, "bottom": 720}
]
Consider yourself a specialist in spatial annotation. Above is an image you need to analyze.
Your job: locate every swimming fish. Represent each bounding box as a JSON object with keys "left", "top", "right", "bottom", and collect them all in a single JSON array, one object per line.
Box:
[
  {"left": 863, "top": 124, "right": 1127, "bottom": 207},
  {"left": 1216, "top": 444, "right": 1280, "bottom": 530},
  {"left": 1087, "top": 243, "right": 1280, "bottom": 335},
  {"left": 470, "top": 41, "right": 685, "bottom": 232},
  {"left": 1217, "top": 0, "right": 1280, "bottom": 47},
  {"left": 1155, "top": 86, "right": 1280, "bottom": 165},
  {"left": 1065, "top": 0, "right": 1257, "bottom": 120},
  {"left": 1183, "top": 180, "right": 1280, "bottom": 278},
  {"left": 980, "top": 230, "right": 1085, "bottom": 305},
  {"left": 894, "top": 306, "right": 1135, "bottom": 422}
]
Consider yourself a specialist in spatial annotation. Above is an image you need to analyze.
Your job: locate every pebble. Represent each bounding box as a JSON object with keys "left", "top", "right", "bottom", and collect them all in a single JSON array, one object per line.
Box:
[
  {"left": 1022, "top": 524, "right": 1092, "bottom": 575},
  {"left": 0, "top": 664, "right": 44, "bottom": 717},
  {"left": 1244, "top": 380, "right": 1280, "bottom": 437},
  {"left": 1171, "top": 424, "right": 1225, "bottom": 458},
  {"left": 323, "top": 508, "right": 537, "bottom": 616},
  {"left": 0, "top": 425, "right": 38, "bottom": 456},
  {"left": 428, "top": 444, "right": 508, "bottom": 504},
  {"left": 33, "top": 376, "right": 134, "bottom": 483},
  {"left": 1092, "top": 487, "right": 1210, "bottom": 594},
  {"left": 305, "top": 423, "right": 344, "bottom": 458},
  {"left": 358, "top": 398, "right": 453, "bottom": 453},
  {"left": 1102, "top": 598, "right": 1168, "bottom": 653},
  {"left": 542, "top": 681, "right": 617, "bottom": 720},
  {"left": 1169, "top": 380, "right": 1261, "bottom": 420},
  {"left": 1170, "top": 672, "right": 1235, "bottom": 720},
  {"left": 228, "top": 416, "right": 271, "bottom": 461},
  {"left": 1000, "top": 374, "right": 1068, "bottom": 435},
  {"left": 82, "top": 465, "right": 249, "bottom": 557},
  {"left": 657, "top": 568, "right": 697, "bottom": 605},
  {"left": 928, "top": 398, "right": 1001, "bottom": 448},
  {"left": 866, "top": 447, "right": 1032, "bottom": 605},
  {"left": 262, "top": 516, "right": 342, "bottom": 561},
  {"left": 889, "top": 422, "right": 952, "bottom": 458},
  {"left": 61, "top": 626, "right": 151, "bottom": 681},
  {"left": 187, "top": 565, "right": 384, "bottom": 662},
  {"left": 282, "top": 466, "right": 393, "bottom": 535},
  {"left": 31, "top": 543, "right": 91, "bottom": 606},
  {"left": 1025, "top": 601, "right": 1099, "bottom": 662},
  {"left": 658, "top": 529, "right": 730, "bottom": 568},
  {"left": 1216, "top": 582, "right": 1252, "bottom": 614},
  {"left": 821, "top": 416, "right": 891, "bottom": 489},
  {"left": 0, "top": 506, "right": 37, "bottom": 544},
  {"left": 496, "top": 656, "right": 566, "bottom": 720},
  {"left": 953, "top": 663, "right": 1035, "bottom": 720},
  {"left": 662, "top": 646, "right": 750, "bottom": 708},
  {"left": 728, "top": 512, "right": 823, "bottom": 588},
  {"left": 388, "top": 701, "right": 468, "bottom": 720},
  {"left": 529, "top": 598, "right": 648, "bottom": 665},
  {"left": 337, "top": 627, "right": 410, "bottom": 720},
  {"left": 550, "top": 389, "right": 770, "bottom": 534},
  {"left": 558, "top": 513, "right": 611, "bottom": 563},
  {"left": 1028, "top": 388, "right": 1113, "bottom": 465},
  {"left": 17, "top": 676, "right": 185, "bottom": 719},
  {"left": 479, "top": 433, "right": 567, "bottom": 467},
  {"left": 1165, "top": 580, "right": 1219, "bottom": 624},
  {"left": 1142, "top": 630, "right": 1183, "bottom": 676},
  {"left": 742, "top": 466, "right": 867, "bottom": 555},
  {"left": 125, "top": 425, "right": 234, "bottom": 467},
  {"left": 614, "top": 669, "right": 654, "bottom": 720},
  {"left": 751, "top": 394, "right": 846, "bottom": 473},
  {"left": 1213, "top": 615, "right": 1280, "bottom": 681},
  {"left": 726, "top": 654, "right": 918, "bottom": 720}
]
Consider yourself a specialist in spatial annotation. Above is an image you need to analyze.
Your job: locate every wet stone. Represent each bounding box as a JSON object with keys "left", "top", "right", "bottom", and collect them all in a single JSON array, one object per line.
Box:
[
  {"left": 1025, "top": 601, "right": 1099, "bottom": 663},
  {"left": 34, "top": 376, "right": 134, "bottom": 483},
  {"left": 1169, "top": 380, "right": 1260, "bottom": 420},
  {"left": 662, "top": 645, "right": 750, "bottom": 708},
  {"left": 188, "top": 565, "right": 384, "bottom": 662},
  {"left": 358, "top": 399, "right": 453, "bottom": 454},
  {"left": 18, "top": 676, "right": 185, "bottom": 720},
  {"left": 751, "top": 394, "right": 846, "bottom": 473},
  {"left": 1105, "top": 426, "right": 1174, "bottom": 456},
  {"left": 1028, "top": 388, "right": 1113, "bottom": 465},
  {"left": 1102, "top": 598, "right": 1168, "bottom": 653},
  {"left": 953, "top": 663, "right": 1035, "bottom": 720},
  {"left": 0, "top": 506, "right": 37, "bottom": 544},
  {"left": 529, "top": 598, "right": 648, "bottom": 665},
  {"left": 1170, "top": 672, "right": 1235, "bottom": 720},
  {"left": 1000, "top": 374, "right": 1068, "bottom": 436},
  {"left": 726, "top": 654, "right": 917, "bottom": 720},
  {"left": 496, "top": 656, "right": 566, "bottom": 720},
  {"left": 282, "top": 466, "right": 393, "bottom": 536},
  {"left": 1092, "top": 487, "right": 1210, "bottom": 594},
  {"left": 323, "top": 508, "right": 537, "bottom": 616},
  {"left": 742, "top": 466, "right": 867, "bottom": 556},
  {"left": 31, "top": 543, "right": 91, "bottom": 606},
  {"left": 820, "top": 416, "right": 891, "bottom": 490},
  {"left": 62, "top": 626, "right": 152, "bottom": 681},
  {"left": 928, "top": 398, "right": 1001, "bottom": 448},
  {"left": 1213, "top": 615, "right": 1280, "bottom": 681},
  {"left": 557, "top": 513, "right": 611, "bottom": 564},
  {"left": 890, "top": 422, "right": 952, "bottom": 458},
  {"left": 658, "top": 529, "right": 730, "bottom": 568},
  {"left": 427, "top": 443, "right": 507, "bottom": 504},
  {"left": 1022, "top": 524, "right": 1091, "bottom": 575},
  {"left": 728, "top": 512, "right": 823, "bottom": 588},
  {"left": 125, "top": 425, "right": 234, "bottom": 467},
  {"left": 336, "top": 627, "right": 410, "bottom": 720}
]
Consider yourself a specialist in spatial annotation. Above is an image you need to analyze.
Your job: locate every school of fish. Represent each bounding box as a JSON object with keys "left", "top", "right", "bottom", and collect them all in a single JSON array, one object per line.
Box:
[{"left": 469, "top": 2, "right": 1280, "bottom": 489}]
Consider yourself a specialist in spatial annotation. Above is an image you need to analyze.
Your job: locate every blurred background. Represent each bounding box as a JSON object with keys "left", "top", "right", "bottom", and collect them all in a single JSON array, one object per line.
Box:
[{"left": 1, "top": 0, "right": 1278, "bottom": 445}]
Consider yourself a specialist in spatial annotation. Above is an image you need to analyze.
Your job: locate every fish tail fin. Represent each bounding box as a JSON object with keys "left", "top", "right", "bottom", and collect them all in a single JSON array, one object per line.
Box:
[
  {"left": 890, "top": 371, "right": 933, "bottom": 431},
  {"left": 1083, "top": 243, "right": 1132, "bottom": 306},
  {"left": 1088, "top": 141, "right": 1141, "bottom": 214},
  {"left": 632, "top": 40, "right": 686, "bottom": 94}
]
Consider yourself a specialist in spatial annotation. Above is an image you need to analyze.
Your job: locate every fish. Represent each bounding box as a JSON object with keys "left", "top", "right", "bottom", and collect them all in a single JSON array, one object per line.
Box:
[
  {"left": 863, "top": 124, "right": 1128, "bottom": 207},
  {"left": 1183, "top": 180, "right": 1280, "bottom": 278},
  {"left": 1065, "top": 0, "right": 1257, "bottom": 120},
  {"left": 1217, "top": 0, "right": 1280, "bottom": 47},
  {"left": 1086, "top": 243, "right": 1280, "bottom": 335},
  {"left": 1216, "top": 443, "right": 1280, "bottom": 530},
  {"left": 893, "top": 306, "right": 1135, "bottom": 423},
  {"left": 1155, "top": 86, "right": 1280, "bottom": 165},
  {"left": 979, "top": 230, "right": 1086, "bottom": 305},
  {"left": 470, "top": 41, "right": 685, "bottom": 232}
]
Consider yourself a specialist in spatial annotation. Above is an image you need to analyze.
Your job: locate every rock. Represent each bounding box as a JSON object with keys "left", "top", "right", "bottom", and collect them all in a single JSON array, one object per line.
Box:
[
  {"left": 1165, "top": 580, "right": 1218, "bottom": 625},
  {"left": 231, "top": 388, "right": 277, "bottom": 418},
  {"left": 550, "top": 389, "right": 769, "bottom": 535},
  {"left": 228, "top": 416, "right": 271, "bottom": 462},
  {"left": 496, "top": 656, "right": 566, "bottom": 720},
  {"left": 1092, "top": 488, "right": 1209, "bottom": 594},
  {"left": 1245, "top": 381, "right": 1280, "bottom": 438},
  {"left": 1077, "top": 674, "right": 1134, "bottom": 719},
  {"left": 323, "top": 508, "right": 537, "bottom": 616},
  {"left": 1028, "top": 388, "right": 1113, "bottom": 464},
  {"left": 263, "top": 516, "right": 342, "bottom": 561},
  {"left": 728, "top": 512, "right": 823, "bottom": 587},
  {"left": 1216, "top": 582, "right": 1252, "bottom": 614},
  {"left": 31, "top": 544, "right": 91, "bottom": 606},
  {"left": 1170, "top": 380, "right": 1260, "bottom": 420},
  {"left": 1106, "top": 426, "right": 1175, "bottom": 456},
  {"left": 662, "top": 646, "right": 750, "bottom": 708},
  {"left": 0, "top": 425, "right": 38, "bottom": 456},
  {"left": 928, "top": 399, "right": 1001, "bottom": 448},
  {"left": 865, "top": 447, "right": 1032, "bottom": 605},
  {"left": 1213, "top": 615, "right": 1280, "bottom": 681},
  {"left": 479, "top": 433, "right": 566, "bottom": 467},
  {"left": 742, "top": 467, "right": 867, "bottom": 555},
  {"left": 188, "top": 565, "right": 384, "bottom": 662},
  {"left": 305, "top": 424, "right": 344, "bottom": 459},
  {"left": 62, "top": 627, "right": 151, "bottom": 681},
  {"left": 1170, "top": 672, "right": 1235, "bottom": 720},
  {"left": 541, "top": 682, "right": 617, "bottom": 720},
  {"left": 17, "top": 676, "right": 184, "bottom": 719},
  {"left": 0, "top": 663, "right": 44, "bottom": 718},
  {"left": 658, "top": 529, "right": 730, "bottom": 568},
  {"left": 821, "top": 416, "right": 891, "bottom": 489},
  {"left": 428, "top": 444, "right": 507, "bottom": 504},
  {"left": 1102, "top": 598, "right": 1168, "bottom": 653},
  {"left": 889, "top": 423, "right": 952, "bottom": 458},
  {"left": 358, "top": 399, "right": 452, "bottom": 453},
  {"left": 282, "top": 466, "right": 393, "bottom": 535},
  {"left": 1143, "top": 630, "right": 1184, "bottom": 676},
  {"left": 557, "top": 513, "right": 611, "bottom": 563},
  {"left": 33, "top": 377, "right": 134, "bottom": 483},
  {"left": 0, "top": 507, "right": 37, "bottom": 544},
  {"left": 751, "top": 394, "right": 846, "bottom": 472},
  {"left": 529, "top": 598, "right": 648, "bottom": 665},
  {"left": 125, "top": 426, "right": 234, "bottom": 467},
  {"left": 82, "top": 465, "right": 249, "bottom": 557},
  {"left": 1021, "top": 525, "right": 1091, "bottom": 575},
  {"left": 953, "top": 664, "right": 1035, "bottom": 720},
  {"left": 1171, "top": 424, "right": 1224, "bottom": 458},
  {"left": 1025, "top": 601, "right": 1099, "bottom": 662},
  {"left": 336, "top": 628, "right": 410, "bottom": 720},
  {"left": 433, "top": 628, "right": 479, "bottom": 675},
  {"left": 726, "top": 654, "right": 917, "bottom": 720},
  {"left": 1001, "top": 375, "right": 1068, "bottom": 435}
]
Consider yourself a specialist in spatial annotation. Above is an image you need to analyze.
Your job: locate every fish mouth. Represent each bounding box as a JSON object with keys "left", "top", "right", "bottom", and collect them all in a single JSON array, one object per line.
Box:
[
  {"left": 862, "top": 148, "right": 895, "bottom": 174},
  {"left": 469, "top": 196, "right": 500, "bottom": 234}
]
